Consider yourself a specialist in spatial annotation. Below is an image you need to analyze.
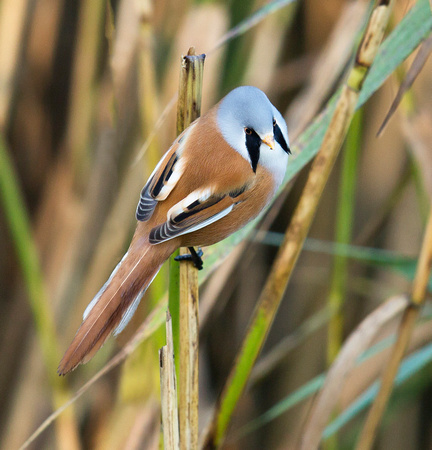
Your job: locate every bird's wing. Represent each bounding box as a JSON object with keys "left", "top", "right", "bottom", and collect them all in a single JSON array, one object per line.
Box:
[
  {"left": 136, "top": 124, "right": 194, "bottom": 221},
  {"left": 149, "top": 187, "right": 238, "bottom": 244}
]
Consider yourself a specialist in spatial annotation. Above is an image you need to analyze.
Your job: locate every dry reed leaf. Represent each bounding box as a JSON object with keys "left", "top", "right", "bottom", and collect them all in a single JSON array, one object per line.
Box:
[
  {"left": 286, "top": 1, "right": 369, "bottom": 136},
  {"left": 357, "top": 203, "right": 432, "bottom": 448},
  {"left": 299, "top": 295, "right": 408, "bottom": 450},
  {"left": 340, "top": 318, "right": 432, "bottom": 412},
  {"left": 377, "top": 34, "right": 432, "bottom": 136}
]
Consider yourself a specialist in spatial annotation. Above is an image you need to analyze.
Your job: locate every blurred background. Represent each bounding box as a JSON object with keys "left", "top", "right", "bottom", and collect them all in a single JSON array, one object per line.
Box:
[{"left": 0, "top": 0, "right": 431, "bottom": 448}]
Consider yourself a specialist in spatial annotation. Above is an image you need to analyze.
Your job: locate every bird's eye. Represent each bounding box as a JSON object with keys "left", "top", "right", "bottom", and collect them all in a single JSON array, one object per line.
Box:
[
  {"left": 273, "top": 119, "right": 277, "bottom": 127},
  {"left": 245, "top": 127, "right": 252, "bottom": 135}
]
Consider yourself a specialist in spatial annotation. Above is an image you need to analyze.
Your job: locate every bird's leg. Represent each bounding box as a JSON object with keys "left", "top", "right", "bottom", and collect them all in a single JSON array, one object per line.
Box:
[{"left": 174, "top": 247, "right": 204, "bottom": 270}]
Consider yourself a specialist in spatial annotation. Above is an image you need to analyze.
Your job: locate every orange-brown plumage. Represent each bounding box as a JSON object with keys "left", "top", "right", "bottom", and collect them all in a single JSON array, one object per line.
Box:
[{"left": 58, "top": 86, "right": 290, "bottom": 375}]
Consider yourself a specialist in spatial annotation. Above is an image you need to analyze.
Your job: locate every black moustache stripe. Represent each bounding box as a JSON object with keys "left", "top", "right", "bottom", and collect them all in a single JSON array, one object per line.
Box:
[
  {"left": 245, "top": 130, "right": 261, "bottom": 173},
  {"left": 274, "top": 123, "right": 290, "bottom": 154}
]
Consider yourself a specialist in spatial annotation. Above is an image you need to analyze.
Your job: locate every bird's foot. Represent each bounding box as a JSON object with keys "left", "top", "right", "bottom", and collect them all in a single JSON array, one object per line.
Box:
[{"left": 174, "top": 247, "right": 204, "bottom": 270}]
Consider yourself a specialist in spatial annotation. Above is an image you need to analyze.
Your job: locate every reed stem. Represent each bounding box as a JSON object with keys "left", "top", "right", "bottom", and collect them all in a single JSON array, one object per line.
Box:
[{"left": 168, "top": 47, "right": 205, "bottom": 450}]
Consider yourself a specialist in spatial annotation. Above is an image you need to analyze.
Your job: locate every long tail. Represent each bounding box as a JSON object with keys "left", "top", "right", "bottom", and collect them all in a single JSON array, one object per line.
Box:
[{"left": 58, "top": 240, "right": 173, "bottom": 375}]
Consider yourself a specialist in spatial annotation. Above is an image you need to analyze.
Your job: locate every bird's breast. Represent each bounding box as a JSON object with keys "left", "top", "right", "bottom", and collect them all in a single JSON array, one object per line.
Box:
[{"left": 180, "top": 165, "right": 275, "bottom": 247}]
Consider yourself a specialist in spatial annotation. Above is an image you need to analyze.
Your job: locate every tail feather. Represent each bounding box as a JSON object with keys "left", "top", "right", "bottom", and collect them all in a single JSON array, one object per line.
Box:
[{"left": 58, "top": 241, "right": 171, "bottom": 375}]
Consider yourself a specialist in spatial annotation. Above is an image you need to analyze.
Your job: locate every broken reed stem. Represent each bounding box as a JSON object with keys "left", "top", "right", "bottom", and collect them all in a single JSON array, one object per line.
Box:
[
  {"left": 168, "top": 47, "right": 205, "bottom": 450},
  {"left": 201, "top": 2, "right": 393, "bottom": 448},
  {"left": 356, "top": 206, "right": 432, "bottom": 450},
  {"left": 160, "top": 311, "right": 180, "bottom": 450}
]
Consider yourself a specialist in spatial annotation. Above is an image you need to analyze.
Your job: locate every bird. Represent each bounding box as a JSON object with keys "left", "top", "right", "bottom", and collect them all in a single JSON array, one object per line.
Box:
[{"left": 58, "top": 86, "right": 290, "bottom": 375}]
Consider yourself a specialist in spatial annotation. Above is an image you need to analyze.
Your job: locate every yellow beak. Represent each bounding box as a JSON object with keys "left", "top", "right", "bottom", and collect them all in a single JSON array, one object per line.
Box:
[{"left": 262, "top": 134, "right": 275, "bottom": 150}]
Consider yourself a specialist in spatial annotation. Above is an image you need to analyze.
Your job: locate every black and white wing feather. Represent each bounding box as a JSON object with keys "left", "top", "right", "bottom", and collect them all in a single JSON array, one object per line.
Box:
[
  {"left": 136, "top": 125, "right": 194, "bottom": 221},
  {"left": 149, "top": 188, "right": 235, "bottom": 244}
]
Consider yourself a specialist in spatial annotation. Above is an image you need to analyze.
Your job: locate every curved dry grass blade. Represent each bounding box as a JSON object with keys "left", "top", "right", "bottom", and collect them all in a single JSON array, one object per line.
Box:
[
  {"left": 356, "top": 208, "right": 432, "bottom": 449},
  {"left": 377, "top": 33, "right": 432, "bottom": 136},
  {"left": 299, "top": 295, "right": 408, "bottom": 450}
]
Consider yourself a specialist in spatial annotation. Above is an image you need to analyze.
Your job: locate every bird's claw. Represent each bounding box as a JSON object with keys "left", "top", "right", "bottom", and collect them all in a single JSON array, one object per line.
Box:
[{"left": 174, "top": 247, "right": 204, "bottom": 270}]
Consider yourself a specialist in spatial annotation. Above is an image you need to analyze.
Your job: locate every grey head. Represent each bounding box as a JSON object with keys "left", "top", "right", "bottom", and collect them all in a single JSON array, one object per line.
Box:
[{"left": 216, "top": 86, "right": 290, "bottom": 178}]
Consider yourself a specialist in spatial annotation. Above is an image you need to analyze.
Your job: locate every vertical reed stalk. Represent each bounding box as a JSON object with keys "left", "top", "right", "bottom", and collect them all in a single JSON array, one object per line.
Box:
[{"left": 168, "top": 47, "right": 205, "bottom": 449}]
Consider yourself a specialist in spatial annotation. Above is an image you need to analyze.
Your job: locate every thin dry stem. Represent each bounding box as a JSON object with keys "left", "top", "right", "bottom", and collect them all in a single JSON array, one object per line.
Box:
[
  {"left": 300, "top": 295, "right": 408, "bottom": 450},
  {"left": 356, "top": 207, "right": 432, "bottom": 449}
]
